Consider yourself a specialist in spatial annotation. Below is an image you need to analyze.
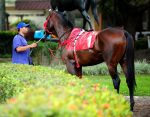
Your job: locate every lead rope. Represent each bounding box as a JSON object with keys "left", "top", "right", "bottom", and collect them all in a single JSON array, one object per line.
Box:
[
  {"left": 29, "top": 34, "right": 46, "bottom": 56},
  {"left": 48, "top": 28, "right": 72, "bottom": 60}
]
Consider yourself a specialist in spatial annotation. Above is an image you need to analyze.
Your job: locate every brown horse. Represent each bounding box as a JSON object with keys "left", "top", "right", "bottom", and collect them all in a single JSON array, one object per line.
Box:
[{"left": 45, "top": 10, "right": 136, "bottom": 111}]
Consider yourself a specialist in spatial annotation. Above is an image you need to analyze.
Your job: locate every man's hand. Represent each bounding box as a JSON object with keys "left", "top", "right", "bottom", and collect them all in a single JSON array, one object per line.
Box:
[{"left": 29, "top": 43, "right": 37, "bottom": 48}]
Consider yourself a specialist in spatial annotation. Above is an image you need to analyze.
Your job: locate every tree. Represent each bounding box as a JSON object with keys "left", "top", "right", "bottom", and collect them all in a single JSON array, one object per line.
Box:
[
  {"left": 98, "top": 0, "right": 150, "bottom": 36},
  {"left": 0, "top": 0, "right": 6, "bottom": 30}
]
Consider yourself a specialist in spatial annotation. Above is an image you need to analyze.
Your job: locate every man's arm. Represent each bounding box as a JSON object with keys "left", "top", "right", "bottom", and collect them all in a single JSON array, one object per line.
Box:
[{"left": 16, "top": 43, "right": 37, "bottom": 52}]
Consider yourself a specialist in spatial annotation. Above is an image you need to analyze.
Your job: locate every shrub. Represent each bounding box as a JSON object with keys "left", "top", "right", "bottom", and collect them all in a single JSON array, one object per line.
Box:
[
  {"left": 0, "top": 31, "right": 17, "bottom": 56},
  {"left": 0, "top": 63, "right": 77, "bottom": 103},
  {"left": 84, "top": 61, "right": 150, "bottom": 75},
  {"left": 29, "top": 41, "right": 59, "bottom": 65},
  {"left": 0, "top": 63, "right": 132, "bottom": 117},
  {"left": 0, "top": 86, "right": 132, "bottom": 117},
  {"left": 29, "top": 41, "right": 58, "bottom": 57},
  {"left": 135, "top": 60, "right": 150, "bottom": 74},
  {"left": 0, "top": 76, "right": 21, "bottom": 103},
  {"left": 135, "top": 39, "right": 148, "bottom": 50},
  {"left": 10, "top": 19, "right": 39, "bottom": 31},
  {"left": 52, "top": 61, "right": 150, "bottom": 75},
  {"left": 0, "top": 64, "right": 23, "bottom": 102}
]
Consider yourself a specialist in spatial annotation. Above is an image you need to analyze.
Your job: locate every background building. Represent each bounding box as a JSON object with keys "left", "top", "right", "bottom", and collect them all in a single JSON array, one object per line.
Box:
[{"left": 5, "top": 0, "right": 50, "bottom": 30}]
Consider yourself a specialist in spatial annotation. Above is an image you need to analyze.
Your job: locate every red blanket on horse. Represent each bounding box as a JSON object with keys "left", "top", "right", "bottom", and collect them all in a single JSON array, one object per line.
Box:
[{"left": 63, "top": 28, "right": 98, "bottom": 51}]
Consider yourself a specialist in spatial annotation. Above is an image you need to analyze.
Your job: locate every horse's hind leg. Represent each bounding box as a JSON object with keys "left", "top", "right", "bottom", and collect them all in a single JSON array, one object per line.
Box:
[
  {"left": 120, "top": 59, "right": 135, "bottom": 111},
  {"left": 80, "top": 10, "right": 93, "bottom": 30},
  {"left": 83, "top": 19, "right": 87, "bottom": 29},
  {"left": 66, "top": 60, "right": 82, "bottom": 78},
  {"left": 107, "top": 63, "right": 120, "bottom": 93},
  {"left": 83, "top": 1, "right": 90, "bottom": 29}
]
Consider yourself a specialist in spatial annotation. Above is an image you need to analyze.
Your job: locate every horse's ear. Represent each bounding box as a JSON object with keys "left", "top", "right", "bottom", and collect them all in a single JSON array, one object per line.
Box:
[{"left": 49, "top": 9, "right": 53, "bottom": 16}]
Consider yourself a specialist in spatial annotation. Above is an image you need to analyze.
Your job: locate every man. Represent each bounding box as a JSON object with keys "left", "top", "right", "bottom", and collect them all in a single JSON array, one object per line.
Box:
[{"left": 12, "top": 22, "right": 37, "bottom": 64}]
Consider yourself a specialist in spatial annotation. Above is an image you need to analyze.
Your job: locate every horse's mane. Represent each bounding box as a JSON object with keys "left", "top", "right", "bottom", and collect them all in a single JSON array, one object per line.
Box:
[{"left": 55, "top": 11, "right": 74, "bottom": 29}]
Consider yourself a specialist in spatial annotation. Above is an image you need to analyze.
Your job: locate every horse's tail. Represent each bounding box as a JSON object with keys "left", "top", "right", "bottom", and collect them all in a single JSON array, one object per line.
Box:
[
  {"left": 124, "top": 31, "right": 136, "bottom": 92},
  {"left": 89, "top": 0, "right": 99, "bottom": 25}
]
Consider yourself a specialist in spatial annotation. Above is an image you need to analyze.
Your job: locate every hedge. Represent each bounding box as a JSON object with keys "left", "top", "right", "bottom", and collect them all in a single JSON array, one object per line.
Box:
[
  {"left": 135, "top": 38, "right": 148, "bottom": 50},
  {"left": 51, "top": 60, "right": 150, "bottom": 75},
  {"left": 0, "top": 31, "right": 17, "bottom": 56},
  {"left": 0, "top": 63, "right": 132, "bottom": 117}
]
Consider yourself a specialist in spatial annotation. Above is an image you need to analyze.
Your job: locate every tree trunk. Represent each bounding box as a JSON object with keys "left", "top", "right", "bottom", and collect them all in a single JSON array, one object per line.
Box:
[
  {"left": 0, "top": 0, "right": 6, "bottom": 30},
  {"left": 147, "top": 9, "right": 150, "bottom": 30}
]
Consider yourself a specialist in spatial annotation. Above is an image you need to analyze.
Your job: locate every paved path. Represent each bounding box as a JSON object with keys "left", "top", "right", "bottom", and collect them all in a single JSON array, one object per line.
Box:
[{"left": 126, "top": 96, "right": 150, "bottom": 117}]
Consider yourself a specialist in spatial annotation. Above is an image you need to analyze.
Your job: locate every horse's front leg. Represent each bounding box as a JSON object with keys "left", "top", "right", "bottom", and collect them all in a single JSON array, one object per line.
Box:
[{"left": 66, "top": 59, "right": 82, "bottom": 78}]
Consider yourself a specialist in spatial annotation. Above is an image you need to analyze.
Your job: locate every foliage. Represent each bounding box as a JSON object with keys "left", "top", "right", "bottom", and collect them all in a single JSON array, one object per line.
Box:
[
  {"left": 97, "top": 0, "right": 150, "bottom": 34},
  {"left": 0, "top": 54, "right": 11, "bottom": 58},
  {"left": 10, "top": 19, "right": 39, "bottom": 31},
  {"left": 0, "top": 63, "right": 132, "bottom": 117},
  {"left": 0, "top": 31, "right": 17, "bottom": 55},
  {"left": 127, "top": 0, "right": 149, "bottom": 6},
  {"left": 135, "top": 39, "right": 148, "bottom": 50},
  {"left": 51, "top": 60, "right": 150, "bottom": 75},
  {"left": 134, "top": 60, "right": 150, "bottom": 74},
  {"left": 0, "top": 87, "right": 132, "bottom": 117},
  {"left": 83, "top": 60, "right": 150, "bottom": 75},
  {"left": 0, "top": 75, "right": 21, "bottom": 103},
  {"left": 28, "top": 41, "right": 59, "bottom": 65},
  {"left": 0, "top": 31, "right": 17, "bottom": 37},
  {"left": 29, "top": 41, "right": 58, "bottom": 57}
]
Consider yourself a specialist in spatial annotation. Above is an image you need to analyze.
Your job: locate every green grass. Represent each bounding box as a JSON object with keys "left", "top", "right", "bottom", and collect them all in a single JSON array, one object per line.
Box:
[{"left": 84, "top": 74, "right": 150, "bottom": 96}]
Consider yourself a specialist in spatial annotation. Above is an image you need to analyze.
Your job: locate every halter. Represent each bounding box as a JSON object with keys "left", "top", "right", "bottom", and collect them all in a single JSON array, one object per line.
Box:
[
  {"left": 48, "top": 28, "right": 72, "bottom": 53},
  {"left": 44, "top": 13, "right": 72, "bottom": 44},
  {"left": 47, "top": 28, "right": 72, "bottom": 62},
  {"left": 43, "top": 15, "right": 53, "bottom": 35}
]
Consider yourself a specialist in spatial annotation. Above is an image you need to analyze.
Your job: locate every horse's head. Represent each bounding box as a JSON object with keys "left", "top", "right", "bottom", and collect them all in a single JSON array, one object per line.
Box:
[
  {"left": 44, "top": 9, "right": 74, "bottom": 37},
  {"left": 44, "top": 9, "right": 55, "bottom": 34}
]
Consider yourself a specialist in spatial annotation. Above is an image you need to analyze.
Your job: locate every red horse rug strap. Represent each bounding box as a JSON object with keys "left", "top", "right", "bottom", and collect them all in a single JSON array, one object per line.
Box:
[{"left": 66, "top": 28, "right": 98, "bottom": 51}]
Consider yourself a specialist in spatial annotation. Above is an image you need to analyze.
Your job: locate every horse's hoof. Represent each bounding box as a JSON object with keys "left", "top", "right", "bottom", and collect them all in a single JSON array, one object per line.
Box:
[
  {"left": 130, "top": 107, "right": 133, "bottom": 112},
  {"left": 130, "top": 103, "right": 134, "bottom": 111}
]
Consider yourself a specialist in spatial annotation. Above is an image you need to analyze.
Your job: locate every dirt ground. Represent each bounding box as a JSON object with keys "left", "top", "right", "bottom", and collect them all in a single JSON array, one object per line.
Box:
[{"left": 126, "top": 96, "right": 150, "bottom": 117}]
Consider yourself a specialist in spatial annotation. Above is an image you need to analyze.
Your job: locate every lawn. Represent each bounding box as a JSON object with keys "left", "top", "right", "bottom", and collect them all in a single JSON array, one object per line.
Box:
[{"left": 85, "top": 74, "right": 150, "bottom": 96}]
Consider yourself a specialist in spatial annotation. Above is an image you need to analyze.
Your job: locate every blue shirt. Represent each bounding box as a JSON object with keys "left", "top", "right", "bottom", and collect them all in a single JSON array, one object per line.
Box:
[{"left": 12, "top": 34, "right": 30, "bottom": 64}]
